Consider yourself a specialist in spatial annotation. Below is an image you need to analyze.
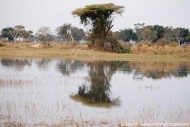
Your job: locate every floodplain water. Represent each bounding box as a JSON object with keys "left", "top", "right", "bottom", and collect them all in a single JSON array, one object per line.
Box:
[{"left": 0, "top": 58, "right": 190, "bottom": 126}]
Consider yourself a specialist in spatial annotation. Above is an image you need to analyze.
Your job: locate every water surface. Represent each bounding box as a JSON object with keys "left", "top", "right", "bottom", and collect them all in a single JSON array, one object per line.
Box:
[{"left": 0, "top": 58, "right": 190, "bottom": 126}]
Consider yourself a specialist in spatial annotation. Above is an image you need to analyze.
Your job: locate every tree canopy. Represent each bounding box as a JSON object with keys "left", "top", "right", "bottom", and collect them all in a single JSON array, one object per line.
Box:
[
  {"left": 1, "top": 27, "right": 14, "bottom": 41},
  {"left": 56, "top": 24, "right": 85, "bottom": 42},
  {"left": 1, "top": 25, "right": 33, "bottom": 42},
  {"left": 72, "top": 3, "right": 124, "bottom": 49},
  {"left": 116, "top": 29, "right": 138, "bottom": 42}
]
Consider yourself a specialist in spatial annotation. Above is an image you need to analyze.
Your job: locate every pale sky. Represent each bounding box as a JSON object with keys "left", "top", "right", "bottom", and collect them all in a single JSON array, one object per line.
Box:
[{"left": 0, "top": 0, "right": 190, "bottom": 33}]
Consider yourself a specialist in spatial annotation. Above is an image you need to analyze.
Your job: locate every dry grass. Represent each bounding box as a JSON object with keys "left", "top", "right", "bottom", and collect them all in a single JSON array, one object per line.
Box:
[
  {"left": 0, "top": 41, "right": 190, "bottom": 62},
  {"left": 131, "top": 43, "right": 190, "bottom": 56}
]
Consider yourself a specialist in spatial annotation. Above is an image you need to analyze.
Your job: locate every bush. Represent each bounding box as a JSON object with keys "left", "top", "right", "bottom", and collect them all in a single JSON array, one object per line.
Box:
[{"left": 105, "top": 33, "right": 131, "bottom": 53}]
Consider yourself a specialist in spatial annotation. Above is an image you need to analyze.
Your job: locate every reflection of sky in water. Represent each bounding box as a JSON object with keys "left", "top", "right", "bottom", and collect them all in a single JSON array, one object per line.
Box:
[
  {"left": 111, "top": 73, "right": 190, "bottom": 122},
  {"left": 0, "top": 58, "right": 190, "bottom": 125}
]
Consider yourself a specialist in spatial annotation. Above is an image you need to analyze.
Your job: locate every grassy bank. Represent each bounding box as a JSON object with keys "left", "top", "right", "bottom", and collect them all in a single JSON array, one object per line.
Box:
[{"left": 0, "top": 42, "right": 190, "bottom": 62}]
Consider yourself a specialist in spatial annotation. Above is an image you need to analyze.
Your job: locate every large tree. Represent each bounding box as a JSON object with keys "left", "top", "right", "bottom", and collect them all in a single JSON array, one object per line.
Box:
[{"left": 72, "top": 3, "right": 124, "bottom": 49}]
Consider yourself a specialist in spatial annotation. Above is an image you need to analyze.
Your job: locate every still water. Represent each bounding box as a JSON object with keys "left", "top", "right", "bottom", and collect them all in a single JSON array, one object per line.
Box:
[{"left": 0, "top": 58, "right": 190, "bottom": 126}]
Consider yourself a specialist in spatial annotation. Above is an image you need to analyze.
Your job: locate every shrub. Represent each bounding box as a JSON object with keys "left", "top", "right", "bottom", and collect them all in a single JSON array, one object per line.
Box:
[{"left": 106, "top": 34, "right": 131, "bottom": 53}]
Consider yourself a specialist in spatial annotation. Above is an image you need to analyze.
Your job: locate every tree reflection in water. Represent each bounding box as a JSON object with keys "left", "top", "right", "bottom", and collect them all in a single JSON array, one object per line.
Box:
[
  {"left": 0, "top": 58, "right": 32, "bottom": 71},
  {"left": 36, "top": 58, "right": 51, "bottom": 70},
  {"left": 71, "top": 61, "right": 190, "bottom": 107},
  {"left": 71, "top": 61, "right": 129, "bottom": 107},
  {"left": 56, "top": 59, "right": 84, "bottom": 76},
  {"left": 129, "top": 62, "right": 190, "bottom": 79}
]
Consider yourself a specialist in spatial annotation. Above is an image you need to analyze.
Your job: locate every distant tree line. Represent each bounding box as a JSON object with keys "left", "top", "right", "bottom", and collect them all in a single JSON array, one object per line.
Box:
[
  {"left": 0, "top": 24, "right": 86, "bottom": 43},
  {"left": 1, "top": 23, "right": 190, "bottom": 46},
  {"left": 115, "top": 23, "right": 190, "bottom": 45}
]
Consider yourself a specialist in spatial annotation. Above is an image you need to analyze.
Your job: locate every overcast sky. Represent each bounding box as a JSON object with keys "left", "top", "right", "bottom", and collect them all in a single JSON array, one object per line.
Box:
[{"left": 0, "top": 0, "right": 190, "bottom": 33}]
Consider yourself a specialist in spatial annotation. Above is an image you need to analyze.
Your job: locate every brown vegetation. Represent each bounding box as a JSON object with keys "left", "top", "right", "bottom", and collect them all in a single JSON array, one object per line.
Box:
[
  {"left": 131, "top": 41, "right": 190, "bottom": 56},
  {"left": 0, "top": 41, "right": 190, "bottom": 62}
]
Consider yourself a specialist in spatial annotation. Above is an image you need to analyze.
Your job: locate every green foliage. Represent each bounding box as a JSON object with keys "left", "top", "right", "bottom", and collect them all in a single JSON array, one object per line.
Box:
[
  {"left": 180, "top": 28, "right": 190, "bottom": 43},
  {"left": 179, "top": 28, "right": 189, "bottom": 37},
  {"left": 149, "top": 25, "right": 165, "bottom": 41},
  {"left": 1, "top": 27, "right": 14, "bottom": 41},
  {"left": 134, "top": 24, "right": 190, "bottom": 45},
  {"left": 115, "top": 29, "right": 138, "bottom": 42},
  {"left": 105, "top": 33, "right": 131, "bottom": 53},
  {"left": 72, "top": 3, "right": 124, "bottom": 49},
  {"left": 184, "top": 33, "right": 190, "bottom": 42},
  {"left": 72, "top": 3, "right": 124, "bottom": 25},
  {"left": 1, "top": 25, "right": 33, "bottom": 42}
]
